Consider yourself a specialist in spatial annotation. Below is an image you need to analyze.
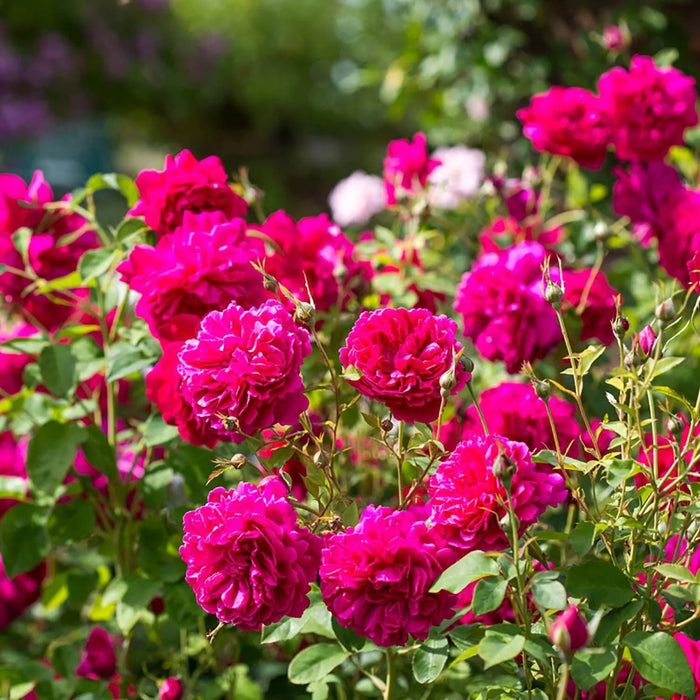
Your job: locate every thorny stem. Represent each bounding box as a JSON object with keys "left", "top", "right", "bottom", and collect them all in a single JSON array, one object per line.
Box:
[{"left": 466, "top": 382, "right": 489, "bottom": 435}]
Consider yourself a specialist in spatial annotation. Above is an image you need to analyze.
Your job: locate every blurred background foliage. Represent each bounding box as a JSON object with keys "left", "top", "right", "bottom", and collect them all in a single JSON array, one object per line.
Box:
[{"left": 0, "top": 0, "right": 699, "bottom": 214}]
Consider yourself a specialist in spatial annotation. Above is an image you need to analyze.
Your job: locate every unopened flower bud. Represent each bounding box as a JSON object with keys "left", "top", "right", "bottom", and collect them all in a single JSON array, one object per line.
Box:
[
  {"left": 498, "top": 510, "right": 519, "bottom": 533},
  {"left": 666, "top": 413, "right": 685, "bottom": 438},
  {"left": 460, "top": 355, "right": 475, "bottom": 374},
  {"left": 549, "top": 604, "right": 590, "bottom": 657},
  {"left": 635, "top": 325, "right": 658, "bottom": 360},
  {"left": 294, "top": 300, "right": 316, "bottom": 326},
  {"left": 545, "top": 279, "right": 564, "bottom": 309},
  {"left": 655, "top": 298, "right": 675, "bottom": 325},
  {"left": 380, "top": 418, "right": 393, "bottom": 432},
  {"left": 612, "top": 313, "right": 629, "bottom": 340},
  {"left": 533, "top": 378, "right": 551, "bottom": 400},
  {"left": 493, "top": 453, "right": 517, "bottom": 485},
  {"left": 159, "top": 677, "right": 184, "bottom": 700},
  {"left": 313, "top": 451, "right": 328, "bottom": 469},
  {"left": 262, "top": 272, "right": 278, "bottom": 293},
  {"left": 601, "top": 24, "right": 630, "bottom": 53},
  {"left": 158, "top": 676, "right": 185, "bottom": 700},
  {"left": 439, "top": 367, "right": 457, "bottom": 400}
]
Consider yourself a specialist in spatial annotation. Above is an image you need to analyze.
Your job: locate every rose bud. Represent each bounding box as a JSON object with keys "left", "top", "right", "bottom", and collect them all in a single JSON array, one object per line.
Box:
[
  {"left": 76, "top": 627, "right": 117, "bottom": 679},
  {"left": 159, "top": 677, "right": 185, "bottom": 700},
  {"left": 549, "top": 604, "right": 589, "bottom": 656}
]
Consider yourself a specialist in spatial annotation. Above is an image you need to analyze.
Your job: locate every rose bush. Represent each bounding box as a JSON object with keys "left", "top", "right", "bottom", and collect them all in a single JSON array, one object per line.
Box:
[{"left": 0, "top": 48, "right": 699, "bottom": 700}]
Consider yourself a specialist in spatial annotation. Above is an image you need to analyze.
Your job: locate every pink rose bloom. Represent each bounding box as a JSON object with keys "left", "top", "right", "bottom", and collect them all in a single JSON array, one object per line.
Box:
[
  {"left": 328, "top": 171, "right": 386, "bottom": 227},
  {"left": 612, "top": 161, "right": 683, "bottom": 246},
  {"left": 517, "top": 87, "right": 612, "bottom": 169},
  {"left": 0, "top": 171, "right": 97, "bottom": 329},
  {"left": 383, "top": 133, "right": 440, "bottom": 205},
  {"left": 146, "top": 341, "right": 219, "bottom": 448},
  {"left": 661, "top": 633, "right": 700, "bottom": 700},
  {"left": 490, "top": 176, "right": 539, "bottom": 222},
  {"left": 478, "top": 216, "right": 563, "bottom": 253},
  {"left": 0, "top": 320, "right": 37, "bottom": 395},
  {"left": 159, "top": 678, "right": 184, "bottom": 700},
  {"left": 178, "top": 300, "right": 311, "bottom": 442},
  {"left": 454, "top": 242, "right": 561, "bottom": 373},
  {"left": 428, "top": 434, "right": 568, "bottom": 553},
  {"left": 549, "top": 604, "right": 589, "bottom": 654},
  {"left": 118, "top": 211, "right": 266, "bottom": 345},
  {"left": 440, "top": 381, "right": 580, "bottom": 456},
  {"left": 339, "top": 307, "right": 470, "bottom": 424},
  {"left": 657, "top": 187, "right": 700, "bottom": 287},
  {"left": 319, "top": 504, "right": 456, "bottom": 647},
  {"left": 0, "top": 552, "right": 46, "bottom": 631},
  {"left": 557, "top": 267, "right": 619, "bottom": 345},
  {"left": 256, "top": 211, "right": 368, "bottom": 314},
  {"left": 180, "top": 480, "right": 321, "bottom": 628},
  {"left": 598, "top": 55, "right": 698, "bottom": 162},
  {"left": 76, "top": 627, "right": 117, "bottom": 679},
  {"left": 427, "top": 145, "right": 485, "bottom": 209},
  {"left": 601, "top": 25, "right": 629, "bottom": 52},
  {"left": 130, "top": 149, "right": 247, "bottom": 237}
]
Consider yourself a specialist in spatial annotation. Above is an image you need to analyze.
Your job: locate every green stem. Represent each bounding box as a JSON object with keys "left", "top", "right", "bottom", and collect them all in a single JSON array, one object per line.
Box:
[
  {"left": 466, "top": 382, "right": 488, "bottom": 434},
  {"left": 383, "top": 648, "right": 396, "bottom": 700},
  {"left": 555, "top": 660, "right": 570, "bottom": 700}
]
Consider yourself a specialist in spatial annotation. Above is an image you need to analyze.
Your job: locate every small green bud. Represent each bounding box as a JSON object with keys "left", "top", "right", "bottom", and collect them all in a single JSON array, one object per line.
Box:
[
  {"left": 294, "top": 300, "right": 316, "bottom": 326},
  {"left": 545, "top": 279, "right": 564, "bottom": 309},
  {"left": 654, "top": 298, "right": 676, "bottom": 325},
  {"left": 666, "top": 414, "right": 685, "bottom": 438},
  {"left": 533, "top": 378, "right": 551, "bottom": 400}
]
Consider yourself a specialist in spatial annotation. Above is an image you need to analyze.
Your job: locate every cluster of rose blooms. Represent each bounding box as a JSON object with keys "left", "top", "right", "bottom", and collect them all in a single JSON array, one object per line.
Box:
[{"left": 0, "top": 52, "right": 699, "bottom": 698}]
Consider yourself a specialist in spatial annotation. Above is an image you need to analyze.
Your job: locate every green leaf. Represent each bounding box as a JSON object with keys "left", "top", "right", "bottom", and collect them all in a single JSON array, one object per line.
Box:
[
  {"left": 26, "top": 421, "right": 83, "bottom": 496},
  {"left": 341, "top": 365, "right": 362, "bottom": 382},
  {"left": 263, "top": 593, "right": 333, "bottom": 643},
  {"left": 115, "top": 217, "right": 147, "bottom": 242},
  {"left": 431, "top": 550, "right": 499, "bottom": 593},
  {"left": 655, "top": 564, "right": 698, "bottom": 585},
  {"left": 605, "top": 459, "right": 642, "bottom": 489},
  {"left": 569, "top": 521, "right": 595, "bottom": 556},
  {"left": 624, "top": 631, "right": 695, "bottom": 698},
  {"left": 472, "top": 577, "right": 507, "bottom": 617},
  {"left": 566, "top": 561, "right": 634, "bottom": 609},
  {"left": 477, "top": 631, "right": 525, "bottom": 669},
  {"left": 645, "top": 356, "right": 684, "bottom": 381},
  {"left": 412, "top": 635, "right": 449, "bottom": 684},
  {"left": 570, "top": 648, "right": 617, "bottom": 691},
  {"left": 78, "top": 248, "right": 116, "bottom": 283},
  {"left": 580, "top": 345, "right": 606, "bottom": 376},
  {"left": 288, "top": 644, "right": 349, "bottom": 685},
  {"left": 594, "top": 600, "right": 644, "bottom": 645},
  {"left": 0, "top": 503, "right": 50, "bottom": 577},
  {"left": 39, "top": 344, "right": 77, "bottom": 398},
  {"left": 106, "top": 342, "right": 156, "bottom": 381},
  {"left": 331, "top": 617, "right": 367, "bottom": 652},
  {"left": 80, "top": 425, "right": 118, "bottom": 481},
  {"left": 531, "top": 571, "right": 567, "bottom": 611},
  {"left": 143, "top": 413, "right": 179, "bottom": 447},
  {"left": 48, "top": 499, "right": 96, "bottom": 544}
]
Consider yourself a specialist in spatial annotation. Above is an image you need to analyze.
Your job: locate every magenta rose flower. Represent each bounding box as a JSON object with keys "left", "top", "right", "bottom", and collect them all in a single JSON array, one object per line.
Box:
[
  {"left": 180, "top": 480, "right": 322, "bottom": 629},
  {"left": 255, "top": 210, "right": 368, "bottom": 315},
  {"left": 440, "top": 381, "right": 580, "bottom": 456},
  {"left": 612, "top": 161, "right": 683, "bottom": 246},
  {"left": 129, "top": 149, "right": 248, "bottom": 237},
  {"left": 146, "top": 340, "right": 219, "bottom": 448},
  {"left": 557, "top": 267, "right": 619, "bottom": 345},
  {"left": 665, "top": 633, "right": 700, "bottom": 700},
  {"left": 454, "top": 242, "right": 561, "bottom": 373},
  {"left": 384, "top": 132, "right": 440, "bottom": 205},
  {"left": 517, "top": 87, "right": 612, "bottom": 169},
  {"left": 76, "top": 627, "right": 117, "bottom": 679},
  {"left": 0, "top": 170, "right": 97, "bottom": 330},
  {"left": 598, "top": 55, "right": 698, "bottom": 162},
  {"left": 178, "top": 300, "right": 312, "bottom": 442},
  {"left": 428, "top": 434, "right": 568, "bottom": 552},
  {"left": 319, "top": 504, "right": 456, "bottom": 647},
  {"left": 0, "top": 320, "right": 37, "bottom": 396},
  {"left": 339, "top": 307, "right": 470, "bottom": 424},
  {"left": 159, "top": 678, "right": 184, "bottom": 700},
  {"left": 118, "top": 211, "right": 266, "bottom": 345},
  {"left": 657, "top": 187, "right": 700, "bottom": 287}
]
